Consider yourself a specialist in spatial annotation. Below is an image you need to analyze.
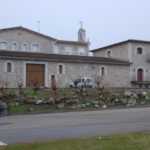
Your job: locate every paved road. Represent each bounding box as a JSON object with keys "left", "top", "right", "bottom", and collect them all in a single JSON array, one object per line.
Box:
[{"left": 1, "top": 107, "right": 150, "bottom": 144}]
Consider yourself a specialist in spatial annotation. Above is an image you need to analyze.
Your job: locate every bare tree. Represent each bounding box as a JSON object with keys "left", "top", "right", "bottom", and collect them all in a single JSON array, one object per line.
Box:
[{"left": 94, "top": 75, "right": 111, "bottom": 107}]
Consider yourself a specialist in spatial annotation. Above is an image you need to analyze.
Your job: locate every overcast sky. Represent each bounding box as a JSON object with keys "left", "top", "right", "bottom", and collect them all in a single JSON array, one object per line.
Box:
[{"left": 0, "top": 0, "right": 150, "bottom": 48}]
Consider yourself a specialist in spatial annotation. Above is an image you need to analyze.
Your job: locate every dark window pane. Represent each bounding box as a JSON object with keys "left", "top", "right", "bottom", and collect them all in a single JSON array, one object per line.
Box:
[
  {"left": 59, "top": 65, "right": 63, "bottom": 74},
  {"left": 137, "top": 47, "right": 143, "bottom": 54},
  {"left": 7, "top": 63, "right": 12, "bottom": 72},
  {"left": 107, "top": 51, "right": 111, "bottom": 57},
  {"left": 101, "top": 67, "right": 105, "bottom": 76}
]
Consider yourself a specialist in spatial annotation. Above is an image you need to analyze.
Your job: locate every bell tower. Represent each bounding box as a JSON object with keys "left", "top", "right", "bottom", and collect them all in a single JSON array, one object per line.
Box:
[{"left": 78, "top": 21, "right": 86, "bottom": 42}]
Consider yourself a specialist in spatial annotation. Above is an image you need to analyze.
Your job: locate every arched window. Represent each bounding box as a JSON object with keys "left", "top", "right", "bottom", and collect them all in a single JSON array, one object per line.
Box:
[
  {"left": 57, "top": 64, "right": 65, "bottom": 75},
  {"left": 137, "top": 47, "right": 143, "bottom": 55},
  {"left": 101, "top": 67, "right": 105, "bottom": 76},
  {"left": 7, "top": 62, "right": 12, "bottom": 73},
  {"left": 51, "top": 75, "right": 56, "bottom": 90},
  {"left": 58, "top": 65, "right": 63, "bottom": 74},
  {"left": 137, "top": 68, "right": 144, "bottom": 81},
  {"left": 107, "top": 50, "right": 112, "bottom": 57},
  {"left": 12, "top": 42, "right": 17, "bottom": 50},
  {"left": 22, "top": 43, "right": 28, "bottom": 51}
]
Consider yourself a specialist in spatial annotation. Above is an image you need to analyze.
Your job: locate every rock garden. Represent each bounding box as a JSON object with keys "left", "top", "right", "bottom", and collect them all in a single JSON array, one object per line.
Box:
[{"left": 1, "top": 83, "right": 150, "bottom": 116}]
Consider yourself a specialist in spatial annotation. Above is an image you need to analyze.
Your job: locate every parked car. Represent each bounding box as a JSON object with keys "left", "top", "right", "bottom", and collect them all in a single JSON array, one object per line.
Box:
[{"left": 70, "top": 78, "right": 95, "bottom": 88}]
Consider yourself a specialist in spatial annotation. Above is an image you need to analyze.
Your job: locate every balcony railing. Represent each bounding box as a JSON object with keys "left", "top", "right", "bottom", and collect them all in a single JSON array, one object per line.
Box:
[{"left": 131, "top": 81, "right": 150, "bottom": 88}]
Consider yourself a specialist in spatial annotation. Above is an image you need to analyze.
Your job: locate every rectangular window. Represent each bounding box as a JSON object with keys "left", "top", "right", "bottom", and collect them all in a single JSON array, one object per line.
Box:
[
  {"left": 0, "top": 42, "right": 7, "bottom": 49},
  {"left": 32, "top": 43, "right": 39, "bottom": 52},
  {"left": 79, "top": 48, "right": 85, "bottom": 56}
]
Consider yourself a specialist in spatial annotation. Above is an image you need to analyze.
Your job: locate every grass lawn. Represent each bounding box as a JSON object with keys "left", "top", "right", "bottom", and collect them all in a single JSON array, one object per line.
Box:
[{"left": 1, "top": 133, "right": 150, "bottom": 150}]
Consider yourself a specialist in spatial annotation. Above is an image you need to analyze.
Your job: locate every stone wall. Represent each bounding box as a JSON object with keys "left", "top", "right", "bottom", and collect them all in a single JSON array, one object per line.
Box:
[
  {"left": 0, "top": 59, "right": 24, "bottom": 88},
  {"left": 0, "top": 59, "right": 130, "bottom": 88},
  {"left": 0, "top": 28, "right": 88, "bottom": 56},
  {"left": 129, "top": 42, "right": 150, "bottom": 81},
  {"left": 93, "top": 43, "right": 129, "bottom": 61}
]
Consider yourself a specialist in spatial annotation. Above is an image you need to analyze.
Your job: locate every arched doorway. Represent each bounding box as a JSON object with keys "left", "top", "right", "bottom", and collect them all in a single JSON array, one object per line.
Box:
[{"left": 137, "top": 68, "right": 144, "bottom": 81}]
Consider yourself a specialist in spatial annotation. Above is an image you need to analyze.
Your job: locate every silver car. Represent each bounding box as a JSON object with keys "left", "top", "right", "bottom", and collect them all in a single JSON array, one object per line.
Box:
[{"left": 70, "top": 78, "right": 95, "bottom": 88}]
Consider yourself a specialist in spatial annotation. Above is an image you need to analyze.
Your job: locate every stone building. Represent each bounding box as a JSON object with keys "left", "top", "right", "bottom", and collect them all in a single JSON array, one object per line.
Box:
[
  {"left": 0, "top": 26, "right": 130, "bottom": 88},
  {"left": 92, "top": 39, "right": 150, "bottom": 88}
]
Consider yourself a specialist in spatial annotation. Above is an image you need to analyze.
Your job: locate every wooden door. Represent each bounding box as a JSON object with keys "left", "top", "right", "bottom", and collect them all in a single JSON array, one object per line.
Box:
[
  {"left": 26, "top": 64, "right": 45, "bottom": 87},
  {"left": 137, "top": 69, "right": 144, "bottom": 82}
]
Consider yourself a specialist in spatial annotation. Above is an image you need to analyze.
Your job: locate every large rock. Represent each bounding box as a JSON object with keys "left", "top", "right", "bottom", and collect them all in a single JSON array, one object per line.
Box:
[
  {"left": 102, "top": 104, "right": 107, "bottom": 109},
  {"left": 47, "top": 97, "right": 55, "bottom": 105},
  {"left": 35, "top": 99, "right": 44, "bottom": 105},
  {"left": 126, "top": 99, "right": 136, "bottom": 107},
  {"left": 57, "top": 103, "right": 65, "bottom": 109},
  {"left": 65, "top": 98, "right": 79, "bottom": 106}
]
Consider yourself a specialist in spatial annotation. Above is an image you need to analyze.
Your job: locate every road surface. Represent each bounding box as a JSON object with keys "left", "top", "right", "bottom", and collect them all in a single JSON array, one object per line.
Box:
[{"left": 0, "top": 107, "right": 150, "bottom": 144}]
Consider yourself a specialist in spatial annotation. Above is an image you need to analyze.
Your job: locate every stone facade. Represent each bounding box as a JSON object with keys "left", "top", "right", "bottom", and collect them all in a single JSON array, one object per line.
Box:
[
  {"left": 0, "top": 27, "right": 89, "bottom": 56},
  {"left": 0, "top": 26, "right": 131, "bottom": 88},
  {"left": 0, "top": 59, "right": 24, "bottom": 88},
  {"left": 129, "top": 42, "right": 150, "bottom": 82},
  {"left": 92, "top": 40, "right": 150, "bottom": 88},
  {"left": 93, "top": 43, "right": 129, "bottom": 61},
  {"left": 0, "top": 59, "right": 130, "bottom": 88}
]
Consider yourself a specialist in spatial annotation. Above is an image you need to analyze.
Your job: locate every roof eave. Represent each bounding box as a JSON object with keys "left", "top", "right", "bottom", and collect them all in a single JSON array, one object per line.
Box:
[
  {"left": 0, "top": 50, "right": 131, "bottom": 66},
  {"left": 91, "top": 39, "right": 150, "bottom": 52}
]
